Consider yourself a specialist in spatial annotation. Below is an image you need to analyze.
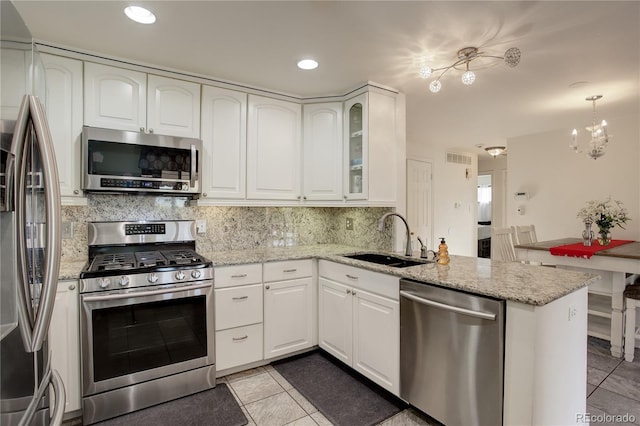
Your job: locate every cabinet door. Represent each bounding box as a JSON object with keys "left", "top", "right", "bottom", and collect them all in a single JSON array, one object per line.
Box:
[
  {"left": 264, "top": 277, "right": 313, "bottom": 359},
  {"left": 247, "top": 95, "right": 301, "bottom": 200},
  {"left": 41, "top": 54, "right": 83, "bottom": 199},
  {"left": 200, "top": 86, "right": 247, "bottom": 199},
  {"left": 84, "top": 62, "right": 146, "bottom": 131},
  {"left": 352, "top": 287, "right": 399, "bottom": 395},
  {"left": 318, "top": 277, "right": 352, "bottom": 365},
  {"left": 343, "top": 93, "right": 368, "bottom": 200},
  {"left": 49, "top": 280, "right": 81, "bottom": 414},
  {"left": 302, "top": 103, "right": 343, "bottom": 201},
  {"left": 147, "top": 74, "right": 201, "bottom": 138}
]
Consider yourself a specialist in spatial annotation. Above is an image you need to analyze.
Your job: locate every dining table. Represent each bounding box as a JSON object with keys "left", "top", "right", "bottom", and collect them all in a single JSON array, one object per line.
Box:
[{"left": 515, "top": 238, "right": 640, "bottom": 358}]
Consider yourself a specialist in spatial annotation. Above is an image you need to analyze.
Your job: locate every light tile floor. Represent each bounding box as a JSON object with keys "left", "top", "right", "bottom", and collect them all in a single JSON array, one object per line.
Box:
[
  {"left": 223, "top": 338, "right": 640, "bottom": 426},
  {"left": 67, "top": 338, "right": 640, "bottom": 425},
  {"left": 221, "top": 364, "right": 437, "bottom": 426}
]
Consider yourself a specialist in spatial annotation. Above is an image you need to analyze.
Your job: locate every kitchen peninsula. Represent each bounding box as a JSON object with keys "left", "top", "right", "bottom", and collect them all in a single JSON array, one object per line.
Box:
[{"left": 61, "top": 244, "right": 598, "bottom": 425}]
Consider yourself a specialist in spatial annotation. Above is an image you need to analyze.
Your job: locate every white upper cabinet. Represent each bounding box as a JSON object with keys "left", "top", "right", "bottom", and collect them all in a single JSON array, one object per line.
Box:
[
  {"left": 344, "top": 94, "right": 368, "bottom": 200},
  {"left": 342, "top": 90, "right": 398, "bottom": 205},
  {"left": 84, "top": 62, "right": 201, "bottom": 138},
  {"left": 302, "top": 102, "right": 343, "bottom": 201},
  {"left": 247, "top": 95, "right": 301, "bottom": 200},
  {"left": 41, "top": 53, "right": 84, "bottom": 200},
  {"left": 147, "top": 74, "right": 200, "bottom": 138},
  {"left": 84, "top": 62, "right": 146, "bottom": 132},
  {"left": 200, "top": 86, "right": 247, "bottom": 199}
]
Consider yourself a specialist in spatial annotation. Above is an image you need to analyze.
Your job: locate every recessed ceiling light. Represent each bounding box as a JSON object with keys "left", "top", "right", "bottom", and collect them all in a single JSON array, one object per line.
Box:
[
  {"left": 124, "top": 6, "right": 156, "bottom": 24},
  {"left": 297, "top": 59, "right": 319, "bottom": 70}
]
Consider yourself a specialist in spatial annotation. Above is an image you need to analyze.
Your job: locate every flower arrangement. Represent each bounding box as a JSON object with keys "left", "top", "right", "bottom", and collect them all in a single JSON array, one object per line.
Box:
[{"left": 577, "top": 197, "right": 630, "bottom": 245}]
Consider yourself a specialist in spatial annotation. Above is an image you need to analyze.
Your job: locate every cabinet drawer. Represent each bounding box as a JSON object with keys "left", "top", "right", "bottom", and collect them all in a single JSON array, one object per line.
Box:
[
  {"left": 216, "top": 323, "right": 263, "bottom": 371},
  {"left": 215, "top": 283, "right": 263, "bottom": 330},
  {"left": 263, "top": 259, "right": 313, "bottom": 282},
  {"left": 215, "top": 263, "right": 262, "bottom": 288},
  {"left": 318, "top": 260, "right": 399, "bottom": 300}
]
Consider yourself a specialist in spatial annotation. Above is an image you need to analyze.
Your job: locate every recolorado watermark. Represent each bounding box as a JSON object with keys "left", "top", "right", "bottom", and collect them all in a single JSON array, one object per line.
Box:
[{"left": 576, "top": 413, "right": 636, "bottom": 423}]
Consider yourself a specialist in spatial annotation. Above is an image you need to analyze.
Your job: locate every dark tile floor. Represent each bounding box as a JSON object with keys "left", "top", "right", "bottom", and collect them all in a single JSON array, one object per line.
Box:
[{"left": 586, "top": 337, "right": 640, "bottom": 425}]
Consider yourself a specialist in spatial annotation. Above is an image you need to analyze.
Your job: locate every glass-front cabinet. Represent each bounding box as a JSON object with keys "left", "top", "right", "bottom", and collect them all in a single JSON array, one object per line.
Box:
[{"left": 344, "top": 93, "right": 368, "bottom": 200}]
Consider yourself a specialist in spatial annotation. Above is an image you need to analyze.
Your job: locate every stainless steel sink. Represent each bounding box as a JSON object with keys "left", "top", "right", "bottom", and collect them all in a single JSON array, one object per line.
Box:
[{"left": 342, "top": 252, "right": 430, "bottom": 268}]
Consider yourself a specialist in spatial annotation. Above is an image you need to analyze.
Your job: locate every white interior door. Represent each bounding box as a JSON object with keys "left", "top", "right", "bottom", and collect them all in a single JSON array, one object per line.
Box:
[{"left": 407, "top": 159, "right": 433, "bottom": 251}]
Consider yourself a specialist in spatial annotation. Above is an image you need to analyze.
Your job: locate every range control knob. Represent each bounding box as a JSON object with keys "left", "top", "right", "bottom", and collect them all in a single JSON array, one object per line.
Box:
[
  {"left": 148, "top": 273, "right": 159, "bottom": 283},
  {"left": 97, "top": 277, "right": 111, "bottom": 289},
  {"left": 175, "top": 271, "right": 186, "bottom": 280},
  {"left": 191, "top": 270, "right": 202, "bottom": 279},
  {"left": 118, "top": 276, "right": 130, "bottom": 287}
]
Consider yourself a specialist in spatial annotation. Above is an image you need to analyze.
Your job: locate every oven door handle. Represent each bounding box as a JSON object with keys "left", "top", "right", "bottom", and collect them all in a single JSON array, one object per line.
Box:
[{"left": 82, "top": 283, "right": 211, "bottom": 302}]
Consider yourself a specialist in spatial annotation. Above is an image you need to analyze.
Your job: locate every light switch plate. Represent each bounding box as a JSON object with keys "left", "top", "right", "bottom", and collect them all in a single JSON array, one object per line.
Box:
[
  {"left": 62, "top": 221, "right": 74, "bottom": 239},
  {"left": 196, "top": 220, "right": 207, "bottom": 234}
]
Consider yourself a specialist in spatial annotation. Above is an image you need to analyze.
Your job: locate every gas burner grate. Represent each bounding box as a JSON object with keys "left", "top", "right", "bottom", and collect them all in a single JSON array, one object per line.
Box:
[
  {"left": 91, "top": 253, "right": 136, "bottom": 271},
  {"left": 135, "top": 251, "right": 167, "bottom": 268},
  {"left": 162, "top": 249, "right": 203, "bottom": 265}
]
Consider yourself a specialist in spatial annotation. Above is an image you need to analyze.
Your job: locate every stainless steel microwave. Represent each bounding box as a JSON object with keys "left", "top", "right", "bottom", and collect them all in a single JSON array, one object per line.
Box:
[{"left": 82, "top": 126, "right": 202, "bottom": 198}]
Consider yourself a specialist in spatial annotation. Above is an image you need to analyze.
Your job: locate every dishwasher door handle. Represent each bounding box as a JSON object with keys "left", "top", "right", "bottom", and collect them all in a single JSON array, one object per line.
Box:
[{"left": 399, "top": 290, "right": 496, "bottom": 321}]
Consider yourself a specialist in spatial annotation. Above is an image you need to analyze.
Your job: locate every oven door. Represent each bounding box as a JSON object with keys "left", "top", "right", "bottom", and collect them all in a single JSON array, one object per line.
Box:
[{"left": 80, "top": 281, "right": 214, "bottom": 396}]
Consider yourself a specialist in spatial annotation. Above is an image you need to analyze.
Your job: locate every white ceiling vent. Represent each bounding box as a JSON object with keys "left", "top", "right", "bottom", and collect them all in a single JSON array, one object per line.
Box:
[{"left": 445, "top": 152, "right": 472, "bottom": 165}]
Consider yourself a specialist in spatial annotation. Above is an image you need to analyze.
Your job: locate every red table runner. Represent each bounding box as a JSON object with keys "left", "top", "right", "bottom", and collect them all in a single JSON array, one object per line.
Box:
[{"left": 549, "top": 239, "right": 634, "bottom": 259}]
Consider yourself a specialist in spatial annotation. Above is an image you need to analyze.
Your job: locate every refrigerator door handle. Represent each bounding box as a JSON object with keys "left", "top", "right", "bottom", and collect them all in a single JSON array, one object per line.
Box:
[
  {"left": 49, "top": 369, "right": 67, "bottom": 426},
  {"left": 28, "top": 95, "right": 61, "bottom": 352},
  {"left": 3, "top": 151, "right": 15, "bottom": 212},
  {"left": 13, "top": 95, "right": 62, "bottom": 353},
  {"left": 13, "top": 95, "right": 36, "bottom": 351}
]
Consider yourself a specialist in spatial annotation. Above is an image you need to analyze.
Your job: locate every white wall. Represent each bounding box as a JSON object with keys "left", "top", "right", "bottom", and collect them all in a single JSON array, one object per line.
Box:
[
  {"left": 407, "top": 144, "right": 478, "bottom": 256},
  {"left": 506, "top": 113, "right": 640, "bottom": 241}
]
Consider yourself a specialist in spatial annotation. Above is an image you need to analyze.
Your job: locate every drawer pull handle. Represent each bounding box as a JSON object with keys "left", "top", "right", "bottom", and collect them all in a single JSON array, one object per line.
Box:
[
  {"left": 346, "top": 289, "right": 352, "bottom": 294},
  {"left": 231, "top": 274, "right": 248, "bottom": 278},
  {"left": 283, "top": 269, "right": 297, "bottom": 273},
  {"left": 232, "top": 335, "right": 248, "bottom": 341},
  {"left": 346, "top": 274, "right": 359, "bottom": 280},
  {"left": 232, "top": 296, "right": 249, "bottom": 301}
]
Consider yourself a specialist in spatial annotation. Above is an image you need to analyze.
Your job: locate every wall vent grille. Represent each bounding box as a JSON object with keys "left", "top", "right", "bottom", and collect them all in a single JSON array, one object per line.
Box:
[{"left": 445, "top": 152, "right": 472, "bottom": 165}]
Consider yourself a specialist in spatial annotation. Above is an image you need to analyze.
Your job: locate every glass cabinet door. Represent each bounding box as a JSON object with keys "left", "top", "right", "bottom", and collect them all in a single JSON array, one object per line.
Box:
[{"left": 344, "top": 93, "right": 367, "bottom": 200}]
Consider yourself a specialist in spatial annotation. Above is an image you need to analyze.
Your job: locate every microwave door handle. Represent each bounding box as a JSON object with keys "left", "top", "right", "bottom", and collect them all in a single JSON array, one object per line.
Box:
[
  {"left": 12, "top": 95, "right": 36, "bottom": 352},
  {"left": 190, "top": 144, "right": 197, "bottom": 188},
  {"left": 27, "top": 95, "right": 62, "bottom": 352}
]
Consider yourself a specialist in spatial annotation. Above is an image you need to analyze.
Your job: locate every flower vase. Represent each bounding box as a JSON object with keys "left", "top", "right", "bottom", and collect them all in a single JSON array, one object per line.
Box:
[
  {"left": 582, "top": 221, "right": 594, "bottom": 246},
  {"left": 597, "top": 228, "right": 611, "bottom": 246}
]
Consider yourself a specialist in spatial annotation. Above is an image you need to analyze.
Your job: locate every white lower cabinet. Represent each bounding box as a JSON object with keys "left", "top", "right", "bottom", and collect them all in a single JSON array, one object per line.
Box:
[
  {"left": 318, "top": 260, "right": 399, "bottom": 395},
  {"left": 214, "top": 264, "right": 263, "bottom": 372},
  {"left": 49, "top": 280, "right": 81, "bottom": 415},
  {"left": 216, "top": 324, "right": 264, "bottom": 371},
  {"left": 263, "top": 260, "right": 315, "bottom": 359}
]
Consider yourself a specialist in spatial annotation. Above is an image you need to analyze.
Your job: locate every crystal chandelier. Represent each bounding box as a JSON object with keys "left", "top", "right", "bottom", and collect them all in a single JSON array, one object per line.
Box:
[
  {"left": 571, "top": 95, "right": 609, "bottom": 160},
  {"left": 419, "top": 46, "right": 521, "bottom": 93},
  {"left": 485, "top": 146, "right": 506, "bottom": 158}
]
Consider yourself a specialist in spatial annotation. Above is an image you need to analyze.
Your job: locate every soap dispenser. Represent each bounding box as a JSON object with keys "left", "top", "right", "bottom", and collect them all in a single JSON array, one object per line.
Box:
[{"left": 436, "top": 237, "right": 450, "bottom": 265}]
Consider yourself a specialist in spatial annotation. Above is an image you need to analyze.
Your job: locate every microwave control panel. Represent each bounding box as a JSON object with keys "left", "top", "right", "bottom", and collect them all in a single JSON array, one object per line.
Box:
[{"left": 100, "top": 178, "right": 189, "bottom": 191}]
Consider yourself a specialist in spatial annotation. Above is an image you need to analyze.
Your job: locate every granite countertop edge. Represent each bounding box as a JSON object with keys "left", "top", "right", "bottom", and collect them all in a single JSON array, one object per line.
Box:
[{"left": 60, "top": 244, "right": 599, "bottom": 306}]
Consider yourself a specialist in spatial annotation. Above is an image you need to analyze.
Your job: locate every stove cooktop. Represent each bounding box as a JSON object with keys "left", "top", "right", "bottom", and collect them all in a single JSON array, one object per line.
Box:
[{"left": 81, "top": 248, "right": 211, "bottom": 279}]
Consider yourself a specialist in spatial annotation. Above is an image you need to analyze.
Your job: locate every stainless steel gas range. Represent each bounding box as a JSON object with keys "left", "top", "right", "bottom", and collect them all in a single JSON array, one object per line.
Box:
[{"left": 79, "top": 220, "right": 215, "bottom": 425}]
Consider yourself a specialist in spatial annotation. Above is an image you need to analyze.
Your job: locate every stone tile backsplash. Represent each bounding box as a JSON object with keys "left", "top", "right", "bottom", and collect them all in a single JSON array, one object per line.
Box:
[{"left": 61, "top": 194, "right": 393, "bottom": 261}]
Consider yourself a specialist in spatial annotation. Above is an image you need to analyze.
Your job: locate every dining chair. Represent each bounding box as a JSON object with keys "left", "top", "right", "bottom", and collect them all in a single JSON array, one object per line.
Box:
[
  {"left": 513, "top": 224, "right": 538, "bottom": 245},
  {"left": 491, "top": 227, "right": 517, "bottom": 262}
]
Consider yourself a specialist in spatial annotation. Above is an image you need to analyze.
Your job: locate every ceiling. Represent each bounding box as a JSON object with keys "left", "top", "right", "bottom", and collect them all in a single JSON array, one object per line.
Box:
[{"left": 13, "top": 1, "right": 640, "bottom": 156}]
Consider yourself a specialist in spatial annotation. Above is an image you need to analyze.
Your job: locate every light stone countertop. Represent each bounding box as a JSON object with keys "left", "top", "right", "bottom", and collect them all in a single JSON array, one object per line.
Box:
[{"left": 61, "top": 243, "right": 599, "bottom": 306}]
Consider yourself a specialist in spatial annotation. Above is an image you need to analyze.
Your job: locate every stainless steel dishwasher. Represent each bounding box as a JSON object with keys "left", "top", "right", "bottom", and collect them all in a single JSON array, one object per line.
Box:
[{"left": 399, "top": 279, "right": 505, "bottom": 426}]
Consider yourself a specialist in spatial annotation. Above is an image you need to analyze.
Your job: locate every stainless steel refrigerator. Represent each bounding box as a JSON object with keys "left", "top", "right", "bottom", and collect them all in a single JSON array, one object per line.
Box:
[{"left": 1, "top": 1, "right": 66, "bottom": 425}]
